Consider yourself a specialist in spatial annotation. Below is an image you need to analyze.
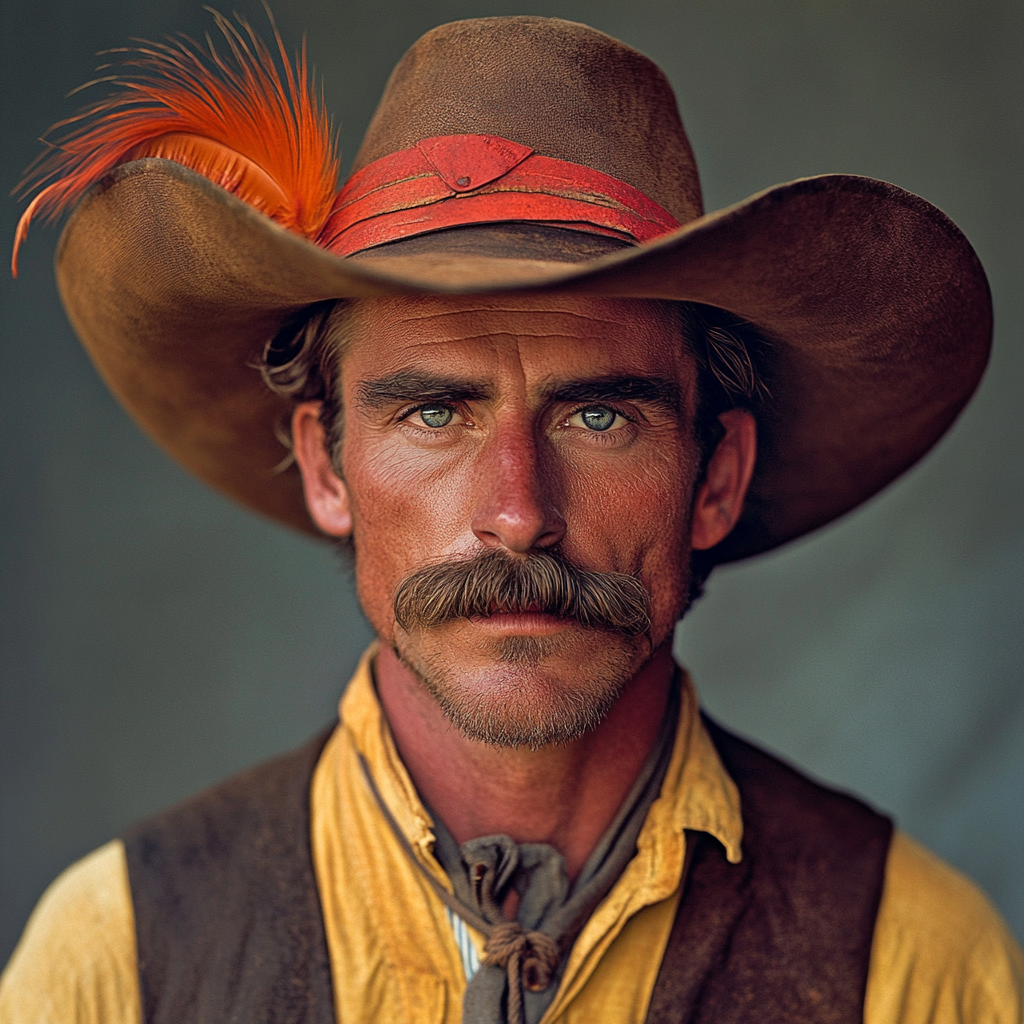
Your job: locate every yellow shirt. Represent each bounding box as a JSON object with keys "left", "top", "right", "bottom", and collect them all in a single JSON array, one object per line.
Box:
[{"left": 2, "top": 651, "right": 1022, "bottom": 1023}]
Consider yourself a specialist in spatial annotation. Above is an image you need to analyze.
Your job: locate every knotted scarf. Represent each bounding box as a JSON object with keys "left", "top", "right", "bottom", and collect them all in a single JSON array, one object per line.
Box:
[{"left": 359, "top": 678, "right": 679, "bottom": 1024}]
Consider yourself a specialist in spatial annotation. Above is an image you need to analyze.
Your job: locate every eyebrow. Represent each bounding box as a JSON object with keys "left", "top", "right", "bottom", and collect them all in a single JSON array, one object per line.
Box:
[
  {"left": 543, "top": 375, "right": 683, "bottom": 416},
  {"left": 354, "top": 370, "right": 683, "bottom": 417},
  {"left": 355, "top": 371, "right": 492, "bottom": 412}
]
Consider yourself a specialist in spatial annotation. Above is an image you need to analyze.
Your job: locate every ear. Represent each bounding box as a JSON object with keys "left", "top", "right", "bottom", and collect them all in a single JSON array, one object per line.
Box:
[
  {"left": 690, "top": 409, "right": 757, "bottom": 551},
  {"left": 291, "top": 401, "right": 353, "bottom": 538}
]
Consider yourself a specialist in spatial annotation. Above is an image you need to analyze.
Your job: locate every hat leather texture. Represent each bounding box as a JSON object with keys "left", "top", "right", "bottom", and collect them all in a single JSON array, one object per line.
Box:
[{"left": 53, "top": 16, "right": 992, "bottom": 564}]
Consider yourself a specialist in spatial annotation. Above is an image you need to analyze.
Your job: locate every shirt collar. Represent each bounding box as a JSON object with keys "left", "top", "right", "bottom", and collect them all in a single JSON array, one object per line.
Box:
[{"left": 338, "top": 645, "right": 743, "bottom": 867}]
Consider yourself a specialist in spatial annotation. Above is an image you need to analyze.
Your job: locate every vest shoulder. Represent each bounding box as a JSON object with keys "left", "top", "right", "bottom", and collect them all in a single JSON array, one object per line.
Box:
[
  {"left": 121, "top": 728, "right": 336, "bottom": 1024},
  {"left": 122, "top": 726, "right": 333, "bottom": 870},
  {"left": 703, "top": 714, "right": 893, "bottom": 857}
]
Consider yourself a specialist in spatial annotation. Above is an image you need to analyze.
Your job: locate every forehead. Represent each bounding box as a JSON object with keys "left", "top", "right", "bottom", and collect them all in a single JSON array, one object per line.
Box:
[{"left": 337, "top": 294, "right": 694, "bottom": 384}]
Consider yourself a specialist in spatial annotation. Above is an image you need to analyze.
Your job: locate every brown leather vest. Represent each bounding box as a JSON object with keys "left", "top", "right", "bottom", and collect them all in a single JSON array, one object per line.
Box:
[{"left": 123, "top": 718, "right": 892, "bottom": 1024}]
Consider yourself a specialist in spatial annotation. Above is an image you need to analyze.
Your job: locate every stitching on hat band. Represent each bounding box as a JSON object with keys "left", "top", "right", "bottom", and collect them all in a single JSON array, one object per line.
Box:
[{"left": 318, "top": 134, "right": 681, "bottom": 256}]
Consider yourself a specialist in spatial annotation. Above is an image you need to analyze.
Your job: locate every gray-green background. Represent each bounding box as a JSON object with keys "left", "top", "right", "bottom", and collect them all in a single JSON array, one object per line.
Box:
[{"left": 2, "top": 0, "right": 1021, "bottom": 962}]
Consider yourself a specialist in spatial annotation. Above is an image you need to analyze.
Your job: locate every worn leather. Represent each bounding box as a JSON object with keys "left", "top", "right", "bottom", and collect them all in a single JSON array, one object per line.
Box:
[{"left": 123, "top": 720, "right": 891, "bottom": 1024}]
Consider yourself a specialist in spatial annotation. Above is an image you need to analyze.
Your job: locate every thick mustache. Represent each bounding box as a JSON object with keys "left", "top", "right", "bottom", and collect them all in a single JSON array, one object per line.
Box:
[{"left": 393, "top": 549, "right": 651, "bottom": 637}]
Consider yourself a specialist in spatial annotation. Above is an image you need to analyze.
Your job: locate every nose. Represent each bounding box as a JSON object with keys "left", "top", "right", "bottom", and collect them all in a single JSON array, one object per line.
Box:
[{"left": 471, "top": 424, "right": 566, "bottom": 553}]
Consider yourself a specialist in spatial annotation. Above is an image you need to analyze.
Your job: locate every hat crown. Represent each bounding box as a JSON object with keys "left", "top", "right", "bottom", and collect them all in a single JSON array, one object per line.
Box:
[{"left": 353, "top": 16, "right": 704, "bottom": 225}]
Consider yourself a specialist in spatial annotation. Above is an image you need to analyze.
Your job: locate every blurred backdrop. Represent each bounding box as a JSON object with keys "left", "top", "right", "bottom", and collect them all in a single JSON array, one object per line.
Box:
[{"left": 1, "top": 0, "right": 1021, "bottom": 961}]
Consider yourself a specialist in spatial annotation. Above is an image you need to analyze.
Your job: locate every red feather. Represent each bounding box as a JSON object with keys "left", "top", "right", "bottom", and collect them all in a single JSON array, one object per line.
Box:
[{"left": 12, "top": 9, "right": 339, "bottom": 276}]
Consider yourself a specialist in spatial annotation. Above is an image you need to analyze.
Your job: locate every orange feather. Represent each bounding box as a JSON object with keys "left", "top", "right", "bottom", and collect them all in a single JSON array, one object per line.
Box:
[{"left": 12, "top": 9, "right": 339, "bottom": 276}]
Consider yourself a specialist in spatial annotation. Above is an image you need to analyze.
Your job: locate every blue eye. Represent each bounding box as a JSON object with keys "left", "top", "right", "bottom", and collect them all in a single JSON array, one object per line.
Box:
[
  {"left": 580, "top": 406, "right": 617, "bottom": 431},
  {"left": 419, "top": 405, "right": 454, "bottom": 428}
]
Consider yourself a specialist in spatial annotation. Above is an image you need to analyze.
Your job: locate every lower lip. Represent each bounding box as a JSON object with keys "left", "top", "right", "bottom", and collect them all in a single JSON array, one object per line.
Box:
[{"left": 467, "top": 612, "right": 574, "bottom": 636}]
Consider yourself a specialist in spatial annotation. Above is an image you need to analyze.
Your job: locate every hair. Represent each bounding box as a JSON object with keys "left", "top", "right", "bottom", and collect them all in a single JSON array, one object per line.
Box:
[{"left": 260, "top": 296, "right": 769, "bottom": 604}]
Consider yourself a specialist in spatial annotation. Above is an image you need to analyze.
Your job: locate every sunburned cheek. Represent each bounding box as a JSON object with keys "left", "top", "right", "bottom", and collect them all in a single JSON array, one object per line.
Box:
[
  {"left": 342, "top": 442, "right": 478, "bottom": 632},
  {"left": 347, "top": 514, "right": 419, "bottom": 639},
  {"left": 561, "top": 455, "right": 694, "bottom": 634},
  {"left": 346, "top": 434, "right": 474, "bottom": 528},
  {"left": 638, "top": 460, "right": 698, "bottom": 623},
  {"left": 562, "top": 455, "right": 693, "bottom": 561}
]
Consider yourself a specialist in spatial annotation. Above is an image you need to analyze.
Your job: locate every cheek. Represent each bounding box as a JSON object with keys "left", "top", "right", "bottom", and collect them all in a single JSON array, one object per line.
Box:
[
  {"left": 340, "top": 434, "right": 477, "bottom": 635},
  {"left": 559, "top": 437, "right": 698, "bottom": 621}
]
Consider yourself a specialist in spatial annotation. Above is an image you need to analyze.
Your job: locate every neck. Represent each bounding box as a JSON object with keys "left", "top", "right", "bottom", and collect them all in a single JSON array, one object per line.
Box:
[{"left": 373, "top": 640, "right": 676, "bottom": 882}]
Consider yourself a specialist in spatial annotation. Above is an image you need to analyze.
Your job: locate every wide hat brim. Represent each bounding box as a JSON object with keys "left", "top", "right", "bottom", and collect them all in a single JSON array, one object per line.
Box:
[{"left": 56, "top": 157, "right": 991, "bottom": 564}]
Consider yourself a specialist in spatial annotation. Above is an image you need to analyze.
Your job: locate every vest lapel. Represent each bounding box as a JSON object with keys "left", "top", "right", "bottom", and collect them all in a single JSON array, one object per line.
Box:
[
  {"left": 645, "top": 718, "right": 892, "bottom": 1024},
  {"left": 644, "top": 832, "right": 754, "bottom": 1023}
]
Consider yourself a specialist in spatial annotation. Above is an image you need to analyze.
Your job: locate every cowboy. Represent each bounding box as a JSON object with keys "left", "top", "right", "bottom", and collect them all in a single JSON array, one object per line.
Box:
[{"left": 1, "top": 13, "right": 1021, "bottom": 1024}]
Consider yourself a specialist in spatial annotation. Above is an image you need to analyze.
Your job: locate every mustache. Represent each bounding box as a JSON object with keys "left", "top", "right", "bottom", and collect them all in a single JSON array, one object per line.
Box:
[{"left": 392, "top": 549, "right": 651, "bottom": 637}]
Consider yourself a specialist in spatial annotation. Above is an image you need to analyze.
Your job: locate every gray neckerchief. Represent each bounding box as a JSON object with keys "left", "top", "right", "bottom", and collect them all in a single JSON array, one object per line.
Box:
[{"left": 427, "top": 678, "right": 680, "bottom": 1024}]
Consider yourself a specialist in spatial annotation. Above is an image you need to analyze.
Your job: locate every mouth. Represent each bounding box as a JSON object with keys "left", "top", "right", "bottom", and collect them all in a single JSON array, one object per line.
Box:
[{"left": 468, "top": 603, "right": 574, "bottom": 636}]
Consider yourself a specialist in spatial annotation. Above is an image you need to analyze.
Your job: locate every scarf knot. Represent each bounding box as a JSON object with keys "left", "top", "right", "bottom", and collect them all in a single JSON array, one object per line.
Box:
[
  {"left": 483, "top": 921, "right": 559, "bottom": 991},
  {"left": 483, "top": 922, "right": 560, "bottom": 1024}
]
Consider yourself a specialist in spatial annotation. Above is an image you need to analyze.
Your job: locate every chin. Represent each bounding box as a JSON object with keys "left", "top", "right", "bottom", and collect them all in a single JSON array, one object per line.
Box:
[{"left": 396, "top": 622, "right": 649, "bottom": 749}]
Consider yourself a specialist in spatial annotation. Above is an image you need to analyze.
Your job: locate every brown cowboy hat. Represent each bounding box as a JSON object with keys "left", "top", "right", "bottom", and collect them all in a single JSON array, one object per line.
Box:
[{"left": 27, "top": 15, "right": 990, "bottom": 565}]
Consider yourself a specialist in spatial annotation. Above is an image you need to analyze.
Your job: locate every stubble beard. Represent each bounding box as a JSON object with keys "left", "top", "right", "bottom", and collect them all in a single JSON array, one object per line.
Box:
[
  {"left": 394, "top": 627, "right": 646, "bottom": 749},
  {"left": 386, "top": 547, "right": 666, "bottom": 749}
]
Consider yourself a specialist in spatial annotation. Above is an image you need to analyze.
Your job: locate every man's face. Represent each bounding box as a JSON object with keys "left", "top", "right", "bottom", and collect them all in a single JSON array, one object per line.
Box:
[{"left": 295, "top": 294, "right": 739, "bottom": 746}]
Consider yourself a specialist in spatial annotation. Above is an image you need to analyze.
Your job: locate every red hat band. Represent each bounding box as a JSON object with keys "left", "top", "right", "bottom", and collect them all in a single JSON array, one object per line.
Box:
[{"left": 320, "top": 133, "right": 681, "bottom": 257}]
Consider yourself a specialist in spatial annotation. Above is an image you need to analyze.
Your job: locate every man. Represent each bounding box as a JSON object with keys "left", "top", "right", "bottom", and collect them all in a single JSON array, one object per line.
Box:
[{"left": 1, "top": 12, "right": 1021, "bottom": 1024}]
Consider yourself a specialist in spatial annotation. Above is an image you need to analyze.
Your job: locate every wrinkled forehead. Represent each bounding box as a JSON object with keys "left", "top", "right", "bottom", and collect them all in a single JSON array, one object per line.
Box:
[{"left": 334, "top": 294, "right": 697, "bottom": 391}]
